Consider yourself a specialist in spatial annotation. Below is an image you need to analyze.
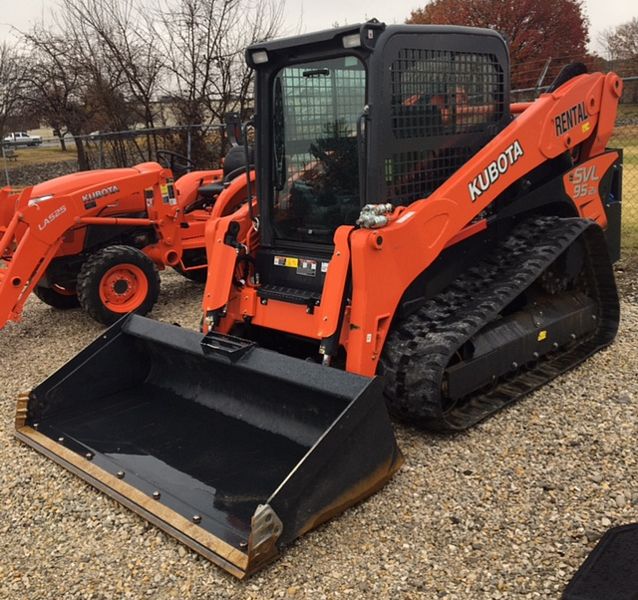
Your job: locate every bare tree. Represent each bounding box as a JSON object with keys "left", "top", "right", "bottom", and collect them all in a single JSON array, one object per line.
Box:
[
  {"left": 157, "top": 0, "right": 235, "bottom": 126},
  {"left": 59, "top": 0, "right": 164, "bottom": 130},
  {"left": 0, "top": 43, "right": 25, "bottom": 140},
  {"left": 15, "top": 0, "right": 286, "bottom": 169},
  {"left": 156, "top": 0, "right": 285, "bottom": 162},
  {"left": 599, "top": 18, "right": 638, "bottom": 62},
  {"left": 21, "top": 29, "right": 98, "bottom": 168},
  {"left": 206, "top": 0, "right": 285, "bottom": 120}
]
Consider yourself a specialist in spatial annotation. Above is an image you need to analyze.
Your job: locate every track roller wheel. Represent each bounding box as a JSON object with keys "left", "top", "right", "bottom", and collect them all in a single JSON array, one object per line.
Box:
[
  {"left": 34, "top": 284, "right": 80, "bottom": 309},
  {"left": 77, "top": 245, "right": 160, "bottom": 325}
]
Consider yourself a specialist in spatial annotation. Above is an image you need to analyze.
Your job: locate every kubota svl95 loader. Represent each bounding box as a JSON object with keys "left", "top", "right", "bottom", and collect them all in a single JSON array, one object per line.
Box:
[{"left": 16, "top": 21, "right": 622, "bottom": 578}]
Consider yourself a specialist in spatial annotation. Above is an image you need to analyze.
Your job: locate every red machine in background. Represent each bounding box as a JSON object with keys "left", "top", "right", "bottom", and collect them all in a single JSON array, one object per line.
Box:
[{"left": 0, "top": 147, "right": 251, "bottom": 327}]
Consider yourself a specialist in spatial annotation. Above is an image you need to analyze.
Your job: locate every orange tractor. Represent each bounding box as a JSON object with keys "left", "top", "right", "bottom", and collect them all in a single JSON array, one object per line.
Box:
[
  {"left": 16, "top": 22, "right": 623, "bottom": 578},
  {"left": 0, "top": 146, "right": 252, "bottom": 327}
]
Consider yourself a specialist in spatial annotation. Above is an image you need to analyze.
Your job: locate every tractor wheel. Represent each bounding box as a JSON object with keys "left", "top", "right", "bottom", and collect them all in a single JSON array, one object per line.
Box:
[
  {"left": 34, "top": 284, "right": 80, "bottom": 309},
  {"left": 77, "top": 245, "right": 160, "bottom": 325}
]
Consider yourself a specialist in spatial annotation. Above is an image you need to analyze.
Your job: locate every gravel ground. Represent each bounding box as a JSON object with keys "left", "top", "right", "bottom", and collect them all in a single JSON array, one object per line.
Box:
[{"left": 0, "top": 268, "right": 636, "bottom": 599}]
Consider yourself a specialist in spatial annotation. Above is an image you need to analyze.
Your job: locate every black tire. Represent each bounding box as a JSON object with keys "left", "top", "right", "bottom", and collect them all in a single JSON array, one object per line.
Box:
[
  {"left": 172, "top": 265, "right": 208, "bottom": 283},
  {"left": 77, "top": 245, "right": 160, "bottom": 325},
  {"left": 34, "top": 284, "right": 80, "bottom": 309}
]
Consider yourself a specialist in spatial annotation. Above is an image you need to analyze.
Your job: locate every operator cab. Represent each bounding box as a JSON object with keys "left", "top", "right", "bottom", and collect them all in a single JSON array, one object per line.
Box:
[{"left": 247, "top": 21, "right": 509, "bottom": 304}]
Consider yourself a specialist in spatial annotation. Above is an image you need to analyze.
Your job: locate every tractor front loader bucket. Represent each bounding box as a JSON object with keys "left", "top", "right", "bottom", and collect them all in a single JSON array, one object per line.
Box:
[{"left": 15, "top": 314, "right": 403, "bottom": 578}]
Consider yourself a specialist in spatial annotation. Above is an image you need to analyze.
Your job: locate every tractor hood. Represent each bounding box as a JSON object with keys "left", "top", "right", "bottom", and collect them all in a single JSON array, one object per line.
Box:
[{"left": 30, "top": 163, "right": 165, "bottom": 200}]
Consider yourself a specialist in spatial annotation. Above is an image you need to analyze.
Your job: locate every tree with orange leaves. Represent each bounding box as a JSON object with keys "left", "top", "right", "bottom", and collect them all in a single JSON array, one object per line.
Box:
[{"left": 407, "top": 0, "right": 590, "bottom": 89}]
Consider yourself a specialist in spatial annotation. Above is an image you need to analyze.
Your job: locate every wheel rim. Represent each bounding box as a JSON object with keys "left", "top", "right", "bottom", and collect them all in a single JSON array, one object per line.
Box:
[{"left": 98, "top": 263, "right": 149, "bottom": 313}]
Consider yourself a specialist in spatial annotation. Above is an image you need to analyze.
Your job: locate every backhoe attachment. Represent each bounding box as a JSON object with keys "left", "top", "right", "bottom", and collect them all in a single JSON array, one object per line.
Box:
[{"left": 15, "top": 315, "right": 402, "bottom": 578}]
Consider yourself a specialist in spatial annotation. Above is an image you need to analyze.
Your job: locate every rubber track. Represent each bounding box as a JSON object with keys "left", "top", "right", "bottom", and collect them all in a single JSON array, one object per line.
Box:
[{"left": 381, "top": 217, "right": 619, "bottom": 431}]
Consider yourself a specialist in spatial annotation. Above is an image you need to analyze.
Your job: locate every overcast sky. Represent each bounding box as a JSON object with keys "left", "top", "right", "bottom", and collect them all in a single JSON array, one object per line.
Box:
[{"left": 0, "top": 0, "right": 635, "bottom": 54}]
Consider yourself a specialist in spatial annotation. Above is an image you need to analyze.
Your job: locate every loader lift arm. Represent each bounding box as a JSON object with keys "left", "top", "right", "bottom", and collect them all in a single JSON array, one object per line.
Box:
[{"left": 346, "top": 70, "right": 622, "bottom": 375}]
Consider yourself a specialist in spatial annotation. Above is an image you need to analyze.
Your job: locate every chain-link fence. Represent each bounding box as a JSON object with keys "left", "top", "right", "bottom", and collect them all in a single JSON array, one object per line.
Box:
[
  {"left": 79, "top": 124, "right": 227, "bottom": 171},
  {"left": 0, "top": 124, "right": 228, "bottom": 189},
  {"left": 609, "top": 80, "right": 638, "bottom": 255}
]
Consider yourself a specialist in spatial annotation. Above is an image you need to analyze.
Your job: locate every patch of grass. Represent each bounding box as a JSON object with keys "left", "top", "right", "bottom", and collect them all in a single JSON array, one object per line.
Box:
[
  {"left": 621, "top": 157, "right": 638, "bottom": 253},
  {"left": 622, "top": 182, "right": 638, "bottom": 252},
  {"left": 3, "top": 146, "right": 78, "bottom": 168}
]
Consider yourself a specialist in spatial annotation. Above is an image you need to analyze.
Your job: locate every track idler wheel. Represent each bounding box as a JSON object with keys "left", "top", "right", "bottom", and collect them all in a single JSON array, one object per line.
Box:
[{"left": 77, "top": 245, "right": 160, "bottom": 325}]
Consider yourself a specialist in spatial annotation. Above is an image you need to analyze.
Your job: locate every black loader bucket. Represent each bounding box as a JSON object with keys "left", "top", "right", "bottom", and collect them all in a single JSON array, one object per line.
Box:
[{"left": 15, "top": 315, "right": 403, "bottom": 578}]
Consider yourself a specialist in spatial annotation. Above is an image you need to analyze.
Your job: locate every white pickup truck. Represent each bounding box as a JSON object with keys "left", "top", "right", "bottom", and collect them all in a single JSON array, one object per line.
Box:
[{"left": 3, "top": 131, "right": 43, "bottom": 147}]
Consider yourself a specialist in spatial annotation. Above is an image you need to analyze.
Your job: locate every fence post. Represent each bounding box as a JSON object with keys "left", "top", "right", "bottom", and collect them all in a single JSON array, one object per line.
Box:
[
  {"left": 187, "top": 127, "right": 192, "bottom": 164},
  {"left": 1, "top": 146, "right": 10, "bottom": 187},
  {"left": 534, "top": 57, "right": 552, "bottom": 97},
  {"left": 98, "top": 138, "right": 104, "bottom": 169}
]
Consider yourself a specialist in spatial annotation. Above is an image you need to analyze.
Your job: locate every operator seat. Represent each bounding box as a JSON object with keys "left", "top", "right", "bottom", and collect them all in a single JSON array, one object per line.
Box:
[{"left": 195, "top": 145, "right": 255, "bottom": 207}]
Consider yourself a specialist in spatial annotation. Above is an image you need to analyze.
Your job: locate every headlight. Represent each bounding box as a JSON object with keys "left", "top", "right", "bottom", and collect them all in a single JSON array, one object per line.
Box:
[
  {"left": 28, "top": 195, "right": 54, "bottom": 207},
  {"left": 342, "top": 34, "right": 361, "bottom": 49},
  {"left": 251, "top": 50, "right": 269, "bottom": 65}
]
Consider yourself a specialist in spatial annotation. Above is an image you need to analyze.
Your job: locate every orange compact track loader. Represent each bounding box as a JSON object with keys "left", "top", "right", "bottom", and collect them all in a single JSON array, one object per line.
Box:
[
  {"left": 16, "top": 22, "right": 623, "bottom": 578},
  {"left": 0, "top": 146, "right": 253, "bottom": 328}
]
